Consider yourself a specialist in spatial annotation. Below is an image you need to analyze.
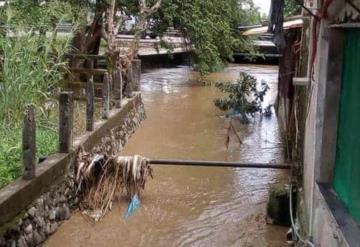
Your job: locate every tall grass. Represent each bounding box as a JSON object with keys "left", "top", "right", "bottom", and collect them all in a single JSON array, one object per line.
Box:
[
  {"left": 0, "top": 0, "right": 86, "bottom": 123},
  {"left": 0, "top": 32, "right": 73, "bottom": 187},
  {"left": 0, "top": 1, "right": 84, "bottom": 188},
  {"left": 0, "top": 34, "right": 71, "bottom": 123},
  {"left": 0, "top": 33, "right": 70, "bottom": 188}
]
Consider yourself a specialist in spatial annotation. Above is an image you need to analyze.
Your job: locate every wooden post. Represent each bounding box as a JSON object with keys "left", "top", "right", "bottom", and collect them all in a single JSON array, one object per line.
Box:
[
  {"left": 113, "top": 68, "right": 123, "bottom": 108},
  {"left": 124, "top": 66, "right": 133, "bottom": 97},
  {"left": 102, "top": 72, "right": 110, "bottom": 119},
  {"left": 59, "top": 91, "right": 74, "bottom": 153},
  {"left": 86, "top": 76, "right": 95, "bottom": 131},
  {"left": 132, "top": 59, "right": 141, "bottom": 91},
  {"left": 109, "top": 72, "right": 113, "bottom": 100},
  {"left": 84, "top": 59, "right": 94, "bottom": 74},
  {"left": 23, "top": 104, "right": 36, "bottom": 180}
]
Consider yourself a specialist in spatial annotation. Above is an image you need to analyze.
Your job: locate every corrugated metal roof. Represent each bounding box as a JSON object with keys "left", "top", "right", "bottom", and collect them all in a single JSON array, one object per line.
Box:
[{"left": 242, "top": 19, "right": 303, "bottom": 36}]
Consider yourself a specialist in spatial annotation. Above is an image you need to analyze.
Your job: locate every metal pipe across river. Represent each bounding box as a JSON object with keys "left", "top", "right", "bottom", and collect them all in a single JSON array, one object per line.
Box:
[{"left": 149, "top": 159, "right": 291, "bottom": 169}]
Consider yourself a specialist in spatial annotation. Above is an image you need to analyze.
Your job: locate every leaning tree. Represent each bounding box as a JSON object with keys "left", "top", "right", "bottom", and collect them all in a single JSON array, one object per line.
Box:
[{"left": 69, "top": 0, "right": 162, "bottom": 78}]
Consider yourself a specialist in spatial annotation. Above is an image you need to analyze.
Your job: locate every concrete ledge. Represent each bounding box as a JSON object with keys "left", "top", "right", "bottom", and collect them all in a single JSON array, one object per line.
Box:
[
  {"left": 0, "top": 154, "right": 70, "bottom": 227},
  {"left": 0, "top": 93, "right": 143, "bottom": 226},
  {"left": 317, "top": 183, "right": 359, "bottom": 247}
]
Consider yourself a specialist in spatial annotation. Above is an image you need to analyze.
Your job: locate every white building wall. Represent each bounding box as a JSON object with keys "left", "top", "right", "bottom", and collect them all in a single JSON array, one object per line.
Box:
[{"left": 302, "top": 7, "right": 354, "bottom": 246}]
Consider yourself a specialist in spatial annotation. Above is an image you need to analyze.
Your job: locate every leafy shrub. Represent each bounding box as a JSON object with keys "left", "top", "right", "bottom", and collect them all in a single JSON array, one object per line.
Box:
[
  {"left": 214, "top": 72, "right": 269, "bottom": 123},
  {"left": 0, "top": 127, "right": 58, "bottom": 188}
]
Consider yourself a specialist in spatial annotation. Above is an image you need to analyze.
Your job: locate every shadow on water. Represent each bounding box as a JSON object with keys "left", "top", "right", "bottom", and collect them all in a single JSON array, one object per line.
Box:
[{"left": 46, "top": 64, "right": 288, "bottom": 247}]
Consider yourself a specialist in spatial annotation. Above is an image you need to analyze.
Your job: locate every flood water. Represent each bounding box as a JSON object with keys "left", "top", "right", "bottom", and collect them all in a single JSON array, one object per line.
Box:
[{"left": 46, "top": 64, "right": 288, "bottom": 247}]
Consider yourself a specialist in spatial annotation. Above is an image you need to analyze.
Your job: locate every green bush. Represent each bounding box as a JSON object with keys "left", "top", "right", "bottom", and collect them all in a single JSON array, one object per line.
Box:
[
  {"left": 214, "top": 72, "right": 269, "bottom": 123},
  {"left": 0, "top": 127, "right": 58, "bottom": 188}
]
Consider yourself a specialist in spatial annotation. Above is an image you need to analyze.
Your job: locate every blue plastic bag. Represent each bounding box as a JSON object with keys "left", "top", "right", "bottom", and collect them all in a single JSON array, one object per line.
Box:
[{"left": 125, "top": 194, "right": 141, "bottom": 218}]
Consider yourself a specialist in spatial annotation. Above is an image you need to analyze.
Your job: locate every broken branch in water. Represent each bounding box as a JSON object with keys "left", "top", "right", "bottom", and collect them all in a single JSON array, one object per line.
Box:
[
  {"left": 225, "top": 119, "right": 243, "bottom": 148},
  {"left": 230, "top": 119, "right": 243, "bottom": 145},
  {"left": 75, "top": 148, "right": 153, "bottom": 221}
]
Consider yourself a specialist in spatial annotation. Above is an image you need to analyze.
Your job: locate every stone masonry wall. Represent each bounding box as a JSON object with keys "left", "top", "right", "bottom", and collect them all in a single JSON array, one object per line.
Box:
[{"left": 0, "top": 100, "right": 146, "bottom": 247}]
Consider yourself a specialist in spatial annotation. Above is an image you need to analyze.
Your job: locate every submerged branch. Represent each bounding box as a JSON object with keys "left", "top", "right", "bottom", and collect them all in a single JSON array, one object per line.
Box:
[{"left": 230, "top": 120, "right": 243, "bottom": 145}]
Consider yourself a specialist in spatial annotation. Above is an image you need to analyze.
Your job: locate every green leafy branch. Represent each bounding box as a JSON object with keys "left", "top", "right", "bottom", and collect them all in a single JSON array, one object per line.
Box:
[{"left": 214, "top": 72, "right": 269, "bottom": 124}]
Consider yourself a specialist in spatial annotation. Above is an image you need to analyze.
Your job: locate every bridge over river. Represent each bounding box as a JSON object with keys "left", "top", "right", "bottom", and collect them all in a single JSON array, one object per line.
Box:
[
  {"left": 114, "top": 34, "right": 279, "bottom": 62},
  {"left": 116, "top": 35, "right": 191, "bottom": 57}
]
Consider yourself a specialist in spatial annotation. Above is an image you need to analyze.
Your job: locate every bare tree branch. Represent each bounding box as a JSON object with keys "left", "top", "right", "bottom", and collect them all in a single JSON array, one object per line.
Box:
[
  {"left": 139, "top": 0, "right": 147, "bottom": 11},
  {"left": 149, "top": 0, "right": 162, "bottom": 14},
  {"left": 101, "top": 24, "right": 109, "bottom": 42},
  {"left": 126, "top": 0, "right": 163, "bottom": 60},
  {"left": 139, "top": 0, "right": 162, "bottom": 16},
  {"left": 108, "top": 0, "right": 116, "bottom": 34},
  {"left": 100, "top": 0, "right": 163, "bottom": 72},
  {"left": 114, "top": 15, "right": 126, "bottom": 36}
]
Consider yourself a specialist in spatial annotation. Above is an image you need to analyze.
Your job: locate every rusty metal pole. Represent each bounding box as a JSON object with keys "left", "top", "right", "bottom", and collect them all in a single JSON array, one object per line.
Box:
[{"left": 23, "top": 104, "right": 36, "bottom": 180}]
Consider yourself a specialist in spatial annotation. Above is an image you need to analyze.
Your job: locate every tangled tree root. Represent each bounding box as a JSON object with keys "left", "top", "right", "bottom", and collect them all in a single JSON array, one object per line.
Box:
[{"left": 75, "top": 148, "right": 153, "bottom": 221}]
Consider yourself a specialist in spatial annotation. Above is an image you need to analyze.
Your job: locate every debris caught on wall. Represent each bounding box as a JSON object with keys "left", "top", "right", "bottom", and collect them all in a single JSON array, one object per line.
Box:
[{"left": 76, "top": 150, "right": 153, "bottom": 221}]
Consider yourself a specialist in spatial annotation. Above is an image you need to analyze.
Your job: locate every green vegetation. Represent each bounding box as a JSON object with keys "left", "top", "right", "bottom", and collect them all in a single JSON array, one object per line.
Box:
[
  {"left": 151, "top": 0, "right": 262, "bottom": 74},
  {"left": 0, "top": 0, "right": 87, "bottom": 122},
  {"left": 0, "top": 1, "right": 87, "bottom": 188},
  {"left": 0, "top": 36, "right": 69, "bottom": 122},
  {"left": 214, "top": 72, "right": 269, "bottom": 123},
  {"left": 284, "top": 0, "right": 302, "bottom": 17},
  {"left": 112, "top": 0, "right": 262, "bottom": 74},
  {"left": 0, "top": 127, "right": 58, "bottom": 188}
]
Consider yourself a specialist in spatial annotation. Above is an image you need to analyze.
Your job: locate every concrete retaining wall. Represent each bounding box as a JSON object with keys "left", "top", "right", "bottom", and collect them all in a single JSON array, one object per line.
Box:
[
  {"left": 0, "top": 93, "right": 145, "bottom": 246},
  {"left": 312, "top": 185, "right": 349, "bottom": 247},
  {"left": 301, "top": 6, "right": 359, "bottom": 245}
]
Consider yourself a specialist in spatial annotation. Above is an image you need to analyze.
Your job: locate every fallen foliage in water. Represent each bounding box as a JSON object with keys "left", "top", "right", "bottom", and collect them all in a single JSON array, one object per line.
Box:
[{"left": 75, "top": 148, "right": 153, "bottom": 221}]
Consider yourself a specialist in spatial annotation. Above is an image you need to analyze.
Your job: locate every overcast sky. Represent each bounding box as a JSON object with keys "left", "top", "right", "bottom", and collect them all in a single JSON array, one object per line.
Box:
[{"left": 253, "top": 0, "right": 271, "bottom": 15}]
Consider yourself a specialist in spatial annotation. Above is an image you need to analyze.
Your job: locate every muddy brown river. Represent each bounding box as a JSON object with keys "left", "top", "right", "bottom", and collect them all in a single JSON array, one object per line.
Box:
[{"left": 46, "top": 64, "right": 288, "bottom": 247}]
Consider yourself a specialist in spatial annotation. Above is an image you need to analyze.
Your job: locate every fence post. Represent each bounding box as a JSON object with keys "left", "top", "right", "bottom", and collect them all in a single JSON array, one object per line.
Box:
[
  {"left": 86, "top": 75, "right": 95, "bottom": 131},
  {"left": 132, "top": 59, "right": 141, "bottom": 91},
  {"left": 124, "top": 66, "right": 133, "bottom": 97},
  {"left": 84, "top": 58, "right": 94, "bottom": 75},
  {"left": 109, "top": 71, "right": 113, "bottom": 100},
  {"left": 113, "top": 68, "right": 123, "bottom": 109},
  {"left": 59, "top": 91, "right": 74, "bottom": 153},
  {"left": 23, "top": 104, "right": 36, "bottom": 180},
  {"left": 102, "top": 72, "right": 110, "bottom": 119}
]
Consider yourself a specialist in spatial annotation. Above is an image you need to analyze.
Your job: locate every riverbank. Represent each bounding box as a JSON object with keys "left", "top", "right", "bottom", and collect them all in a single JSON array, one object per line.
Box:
[
  {"left": 0, "top": 94, "right": 146, "bottom": 246},
  {"left": 46, "top": 64, "right": 288, "bottom": 246},
  {"left": 0, "top": 100, "right": 106, "bottom": 189}
]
